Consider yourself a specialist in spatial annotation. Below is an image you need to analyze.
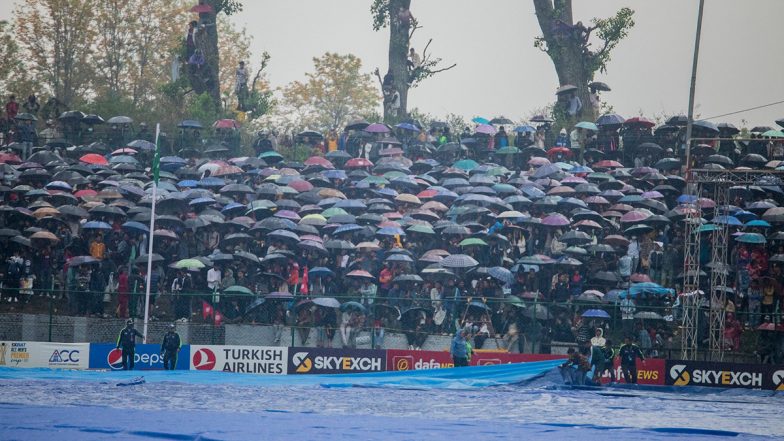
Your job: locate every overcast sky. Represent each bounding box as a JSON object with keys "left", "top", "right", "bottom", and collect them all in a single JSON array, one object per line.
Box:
[{"left": 2, "top": 0, "right": 783, "bottom": 127}]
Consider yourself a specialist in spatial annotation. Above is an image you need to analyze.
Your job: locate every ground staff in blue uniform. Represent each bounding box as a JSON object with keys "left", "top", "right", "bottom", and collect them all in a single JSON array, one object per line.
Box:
[
  {"left": 161, "top": 324, "right": 181, "bottom": 370},
  {"left": 116, "top": 320, "right": 143, "bottom": 370}
]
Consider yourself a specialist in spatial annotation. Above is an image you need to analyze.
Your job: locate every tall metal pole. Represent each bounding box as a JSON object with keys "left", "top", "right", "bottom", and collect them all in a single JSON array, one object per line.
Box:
[
  {"left": 684, "top": 0, "right": 706, "bottom": 170},
  {"left": 142, "top": 124, "right": 161, "bottom": 343}
]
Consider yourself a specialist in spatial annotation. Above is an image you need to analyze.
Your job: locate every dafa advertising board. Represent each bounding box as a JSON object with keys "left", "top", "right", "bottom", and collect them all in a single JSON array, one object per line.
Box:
[
  {"left": 666, "top": 360, "right": 784, "bottom": 390},
  {"left": 0, "top": 341, "right": 89, "bottom": 369},
  {"left": 190, "top": 345, "right": 287, "bottom": 375}
]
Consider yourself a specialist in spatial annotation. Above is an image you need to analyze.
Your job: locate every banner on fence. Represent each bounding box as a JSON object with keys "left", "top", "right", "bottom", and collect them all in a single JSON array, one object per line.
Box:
[
  {"left": 89, "top": 343, "right": 190, "bottom": 370},
  {"left": 386, "top": 349, "right": 566, "bottom": 371},
  {"left": 190, "top": 345, "right": 287, "bottom": 375},
  {"left": 0, "top": 341, "right": 89, "bottom": 369},
  {"left": 665, "top": 360, "right": 782, "bottom": 390},
  {"left": 595, "top": 358, "right": 665, "bottom": 385},
  {"left": 288, "top": 347, "right": 386, "bottom": 374}
]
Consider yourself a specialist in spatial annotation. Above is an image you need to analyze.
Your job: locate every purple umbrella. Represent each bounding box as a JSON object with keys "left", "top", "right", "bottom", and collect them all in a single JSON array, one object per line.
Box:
[
  {"left": 641, "top": 191, "right": 664, "bottom": 199},
  {"left": 541, "top": 213, "right": 570, "bottom": 226},
  {"left": 274, "top": 210, "right": 301, "bottom": 221},
  {"left": 620, "top": 210, "right": 651, "bottom": 224},
  {"left": 365, "top": 123, "right": 391, "bottom": 133},
  {"left": 266, "top": 291, "right": 294, "bottom": 299},
  {"left": 475, "top": 124, "right": 497, "bottom": 135}
]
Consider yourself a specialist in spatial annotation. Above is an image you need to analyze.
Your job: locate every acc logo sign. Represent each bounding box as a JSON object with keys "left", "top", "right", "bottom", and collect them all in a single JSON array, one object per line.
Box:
[
  {"left": 292, "top": 352, "right": 312, "bottom": 373},
  {"left": 772, "top": 370, "right": 784, "bottom": 391},
  {"left": 670, "top": 364, "right": 690, "bottom": 386},
  {"left": 49, "top": 349, "right": 79, "bottom": 364},
  {"left": 192, "top": 348, "right": 216, "bottom": 370}
]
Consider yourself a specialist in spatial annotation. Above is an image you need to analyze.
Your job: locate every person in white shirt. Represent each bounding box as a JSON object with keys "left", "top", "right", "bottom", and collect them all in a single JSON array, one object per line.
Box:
[{"left": 207, "top": 266, "right": 221, "bottom": 305}]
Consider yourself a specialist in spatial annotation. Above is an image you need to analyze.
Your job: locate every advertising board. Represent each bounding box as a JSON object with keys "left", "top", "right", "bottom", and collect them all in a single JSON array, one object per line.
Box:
[
  {"left": 0, "top": 341, "right": 89, "bottom": 369},
  {"left": 386, "top": 349, "right": 566, "bottom": 371},
  {"left": 595, "top": 358, "right": 665, "bottom": 385},
  {"left": 89, "top": 343, "right": 191, "bottom": 370},
  {"left": 288, "top": 347, "right": 386, "bottom": 374},
  {"left": 190, "top": 345, "right": 287, "bottom": 374},
  {"left": 665, "top": 360, "right": 782, "bottom": 390}
]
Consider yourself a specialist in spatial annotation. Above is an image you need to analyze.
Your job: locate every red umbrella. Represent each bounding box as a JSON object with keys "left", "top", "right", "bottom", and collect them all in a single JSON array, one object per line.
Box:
[
  {"left": 345, "top": 158, "right": 373, "bottom": 168},
  {"left": 593, "top": 160, "right": 624, "bottom": 169},
  {"left": 190, "top": 3, "right": 213, "bottom": 13},
  {"left": 584, "top": 196, "right": 609, "bottom": 205},
  {"left": 304, "top": 156, "right": 334, "bottom": 168},
  {"left": 624, "top": 116, "right": 655, "bottom": 128},
  {"left": 213, "top": 119, "right": 239, "bottom": 129},
  {"left": 603, "top": 234, "right": 630, "bottom": 248},
  {"left": 417, "top": 189, "right": 439, "bottom": 199},
  {"left": 0, "top": 152, "right": 22, "bottom": 164},
  {"left": 74, "top": 189, "right": 98, "bottom": 198},
  {"left": 547, "top": 147, "right": 572, "bottom": 157},
  {"left": 287, "top": 179, "right": 313, "bottom": 192},
  {"left": 212, "top": 165, "right": 243, "bottom": 176},
  {"left": 573, "top": 219, "right": 602, "bottom": 230},
  {"left": 79, "top": 153, "right": 108, "bottom": 165}
]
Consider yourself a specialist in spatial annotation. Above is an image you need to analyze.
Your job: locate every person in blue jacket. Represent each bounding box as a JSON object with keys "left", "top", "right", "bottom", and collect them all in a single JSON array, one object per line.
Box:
[
  {"left": 451, "top": 327, "right": 469, "bottom": 367},
  {"left": 116, "top": 319, "right": 143, "bottom": 370}
]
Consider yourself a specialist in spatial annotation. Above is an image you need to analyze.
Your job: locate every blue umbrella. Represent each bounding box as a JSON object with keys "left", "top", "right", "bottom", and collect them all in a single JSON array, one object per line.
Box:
[
  {"left": 308, "top": 267, "right": 334, "bottom": 278},
  {"left": 340, "top": 301, "right": 367, "bottom": 313},
  {"left": 472, "top": 117, "right": 490, "bottom": 125},
  {"left": 745, "top": 219, "right": 771, "bottom": 228},
  {"left": 377, "top": 226, "right": 405, "bottom": 236},
  {"left": 581, "top": 309, "right": 610, "bottom": 319},
  {"left": 395, "top": 123, "right": 420, "bottom": 132},
  {"left": 532, "top": 164, "right": 561, "bottom": 179},
  {"left": 677, "top": 194, "right": 697, "bottom": 204},
  {"left": 334, "top": 224, "right": 364, "bottom": 235},
  {"left": 198, "top": 177, "right": 226, "bottom": 187},
  {"left": 121, "top": 221, "right": 149, "bottom": 233},
  {"left": 629, "top": 282, "right": 674, "bottom": 297},
  {"left": 83, "top": 221, "right": 112, "bottom": 230},
  {"left": 713, "top": 215, "right": 742, "bottom": 226},
  {"left": 323, "top": 170, "right": 347, "bottom": 180},
  {"left": 178, "top": 180, "right": 198, "bottom": 188},
  {"left": 733, "top": 210, "right": 757, "bottom": 222},
  {"left": 596, "top": 113, "right": 625, "bottom": 127},
  {"left": 514, "top": 125, "right": 536, "bottom": 133},
  {"left": 488, "top": 266, "right": 513, "bottom": 285}
]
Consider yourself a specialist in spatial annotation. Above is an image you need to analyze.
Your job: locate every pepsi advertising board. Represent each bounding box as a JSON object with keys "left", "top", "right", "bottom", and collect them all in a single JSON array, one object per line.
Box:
[
  {"left": 288, "top": 347, "right": 386, "bottom": 374},
  {"left": 89, "top": 343, "right": 191, "bottom": 370}
]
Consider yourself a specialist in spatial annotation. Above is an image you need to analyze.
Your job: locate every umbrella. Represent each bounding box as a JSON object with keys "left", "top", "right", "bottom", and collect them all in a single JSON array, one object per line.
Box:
[
  {"left": 555, "top": 84, "right": 577, "bottom": 95},
  {"left": 82, "top": 221, "right": 112, "bottom": 230},
  {"left": 735, "top": 232, "right": 766, "bottom": 244},
  {"left": 490, "top": 117, "right": 514, "bottom": 125},
  {"left": 107, "top": 116, "right": 133, "bottom": 124},
  {"left": 634, "top": 311, "right": 663, "bottom": 320},
  {"left": 589, "top": 81, "right": 611, "bottom": 91},
  {"left": 313, "top": 297, "right": 341, "bottom": 308},
  {"left": 581, "top": 309, "right": 610, "bottom": 319},
  {"left": 340, "top": 301, "right": 367, "bottom": 313},
  {"left": 440, "top": 254, "right": 479, "bottom": 269},
  {"left": 596, "top": 113, "right": 625, "bottom": 127},
  {"left": 346, "top": 270, "right": 375, "bottom": 279},
  {"left": 69, "top": 256, "right": 98, "bottom": 266},
  {"left": 365, "top": 123, "right": 390, "bottom": 133},
  {"left": 223, "top": 285, "right": 254, "bottom": 296},
  {"left": 173, "top": 258, "right": 206, "bottom": 269},
  {"left": 79, "top": 154, "right": 108, "bottom": 165},
  {"left": 575, "top": 121, "right": 598, "bottom": 131},
  {"left": 488, "top": 266, "right": 513, "bottom": 285},
  {"left": 134, "top": 253, "right": 164, "bottom": 265}
]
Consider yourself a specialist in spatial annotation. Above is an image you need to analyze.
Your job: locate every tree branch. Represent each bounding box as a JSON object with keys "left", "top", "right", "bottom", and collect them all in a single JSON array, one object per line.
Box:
[{"left": 427, "top": 63, "right": 457, "bottom": 75}]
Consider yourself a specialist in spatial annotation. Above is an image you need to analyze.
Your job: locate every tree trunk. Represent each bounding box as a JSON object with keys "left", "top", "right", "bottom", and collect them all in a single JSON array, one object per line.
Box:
[
  {"left": 384, "top": 0, "right": 411, "bottom": 123},
  {"left": 187, "top": 1, "right": 221, "bottom": 108},
  {"left": 533, "top": 0, "right": 597, "bottom": 126}
]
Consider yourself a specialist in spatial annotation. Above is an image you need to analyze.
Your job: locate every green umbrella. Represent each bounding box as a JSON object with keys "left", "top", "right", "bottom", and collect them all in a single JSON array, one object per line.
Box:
[
  {"left": 453, "top": 159, "right": 479, "bottom": 171},
  {"left": 506, "top": 295, "right": 526, "bottom": 308},
  {"left": 361, "top": 176, "right": 389, "bottom": 185},
  {"left": 495, "top": 146, "right": 520, "bottom": 155},
  {"left": 459, "top": 238, "right": 488, "bottom": 247},
  {"left": 321, "top": 207, "right": 349, "bottom": 218},
  {"left": 735, "top": 232, "right": 766, "bottom": 244},
  {"left": 408, "top": 224, "right": 435, "bottom": 235},
  {"left": 575, "top": 121, "right": 599, "bottom": 131},
  {"left": 173, "top": 258, "right": 206, "bottom": 269},
  {"left": 223, "top": 285, "right": 254, "bottom": 296},
  {"left": 762, "top": 129, "right": 784, "bottom": 138},
  {"left": 697, "top": 223, "right": 719, "bottom": 233}
]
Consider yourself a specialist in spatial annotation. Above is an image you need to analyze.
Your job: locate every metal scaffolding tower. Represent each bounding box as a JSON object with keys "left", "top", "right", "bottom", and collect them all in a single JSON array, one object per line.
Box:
[{"left": 680, "top": 168, "right": 784, "bottom": 361}]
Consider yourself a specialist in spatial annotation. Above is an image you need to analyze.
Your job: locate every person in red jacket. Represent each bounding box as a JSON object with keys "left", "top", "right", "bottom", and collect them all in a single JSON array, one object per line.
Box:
[{"left": 5, "top": 95, "right": 18, "bottom": 121}]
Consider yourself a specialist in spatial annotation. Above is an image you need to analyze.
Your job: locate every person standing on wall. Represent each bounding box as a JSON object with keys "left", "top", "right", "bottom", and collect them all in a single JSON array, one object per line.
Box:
[
  {"left": 161, "top": 324, "right": 181, "bottom": 370},
  {"left": 116, "top": 319, "right": 143, "bottom": 370},
  {"left": 618, "top": 336, "right": 645, "bottom": 384}
]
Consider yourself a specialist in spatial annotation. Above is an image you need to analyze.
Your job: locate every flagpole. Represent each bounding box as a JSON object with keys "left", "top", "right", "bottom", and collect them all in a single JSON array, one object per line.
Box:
[{"left": 142, "top": 124, "right": 161, "bottom": 343}]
